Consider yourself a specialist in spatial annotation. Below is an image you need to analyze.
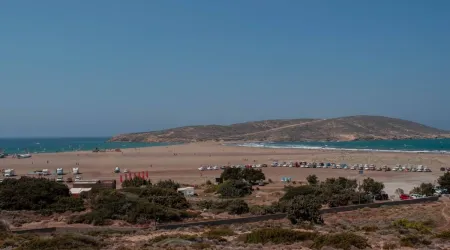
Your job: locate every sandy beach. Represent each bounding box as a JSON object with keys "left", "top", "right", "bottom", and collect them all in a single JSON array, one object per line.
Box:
[{"left": 1, "top": 142, "right": 449, "bottom": 195}]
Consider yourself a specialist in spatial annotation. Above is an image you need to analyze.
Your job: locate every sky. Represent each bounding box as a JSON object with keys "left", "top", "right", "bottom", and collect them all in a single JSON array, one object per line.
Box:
[{"left": 1, "top": 0, "right": 449, "bottom": 137}]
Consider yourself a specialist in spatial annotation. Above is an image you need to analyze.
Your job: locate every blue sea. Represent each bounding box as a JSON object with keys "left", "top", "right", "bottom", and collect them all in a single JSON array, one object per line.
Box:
[
  {"left": 237, "top": 139, "right": 450, "bottom": 154},
  {"left": 0, "top": 137, "right": 174, "bottom": 154}
]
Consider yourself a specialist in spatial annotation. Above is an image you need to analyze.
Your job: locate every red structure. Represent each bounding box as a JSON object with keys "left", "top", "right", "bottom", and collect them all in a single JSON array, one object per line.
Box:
[
  {"left": 146, "top": 171, "right": 149, "bottom": 178},
  {"left": 120, "top": 175, "right": 123, "bottom": 183}
]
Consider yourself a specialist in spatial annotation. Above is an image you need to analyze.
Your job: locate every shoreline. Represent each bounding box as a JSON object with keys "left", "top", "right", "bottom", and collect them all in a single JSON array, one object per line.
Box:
[{"left": 1, "top": 141, "right": 449, "bottom": 196}]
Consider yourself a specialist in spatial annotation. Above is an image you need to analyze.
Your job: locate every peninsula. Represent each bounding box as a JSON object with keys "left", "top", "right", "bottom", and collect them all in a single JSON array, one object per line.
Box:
[{"left": 109, "top": 115, "right": 450, "bottom": 143}]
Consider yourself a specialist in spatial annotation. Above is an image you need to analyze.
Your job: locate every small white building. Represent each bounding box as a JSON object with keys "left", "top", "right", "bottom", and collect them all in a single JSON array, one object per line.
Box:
[
  {"left": 4, "top": 169, "right": 15, "bottom": 177},
  {"left": 70, "top": 188, "right": 92, "bottom": 197},
  {"left": 73, "top": 168, "right": 80, "bottom": 174},
  {"left": 177, "top": 187, "right": 195, "bottom": 197}
]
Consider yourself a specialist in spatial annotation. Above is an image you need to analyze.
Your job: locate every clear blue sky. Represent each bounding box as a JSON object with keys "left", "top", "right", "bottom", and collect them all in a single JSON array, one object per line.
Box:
[{"left": 1, "top": 0, "right": 449, "bottom": 137}]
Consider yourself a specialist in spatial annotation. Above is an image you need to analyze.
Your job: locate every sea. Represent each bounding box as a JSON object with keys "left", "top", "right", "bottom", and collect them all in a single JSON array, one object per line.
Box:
[
  {"left": 0, "top": 137, "right": 174, "bottom": 154},
  {"left": 236, "top": 138, "right": 450, "bottom": 154}
]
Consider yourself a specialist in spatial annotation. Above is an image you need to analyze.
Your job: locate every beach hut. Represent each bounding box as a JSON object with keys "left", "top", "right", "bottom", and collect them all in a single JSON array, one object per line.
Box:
[{"left": 73, "top": 168, "right": 80, "bottom": 174}]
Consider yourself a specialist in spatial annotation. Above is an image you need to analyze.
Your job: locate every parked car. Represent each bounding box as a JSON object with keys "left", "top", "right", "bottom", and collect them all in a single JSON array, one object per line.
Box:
[{"left": 400, "top": 194, "right": 412, "bottom": 200}]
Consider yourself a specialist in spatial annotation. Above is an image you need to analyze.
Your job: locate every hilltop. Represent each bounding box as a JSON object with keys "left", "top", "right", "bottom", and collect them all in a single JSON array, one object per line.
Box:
[{"left": 108, "top": 115, "right": 450, "bottom": 143}]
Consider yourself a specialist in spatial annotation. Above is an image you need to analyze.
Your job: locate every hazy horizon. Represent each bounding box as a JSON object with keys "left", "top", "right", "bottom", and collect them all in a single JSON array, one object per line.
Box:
[{"left": 1, "top": 1, "right": 449, "bottom": 137}]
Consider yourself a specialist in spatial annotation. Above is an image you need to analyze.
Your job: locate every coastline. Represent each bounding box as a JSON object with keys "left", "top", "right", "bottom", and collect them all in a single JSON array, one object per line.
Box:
[{"left": 1, "top": 141, "right": 449, "bottom": 195}]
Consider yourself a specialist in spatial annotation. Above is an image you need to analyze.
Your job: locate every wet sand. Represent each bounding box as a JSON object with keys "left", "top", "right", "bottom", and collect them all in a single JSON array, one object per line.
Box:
[{"left": 1, "top": 142, "right": 448, "bottom": 194}]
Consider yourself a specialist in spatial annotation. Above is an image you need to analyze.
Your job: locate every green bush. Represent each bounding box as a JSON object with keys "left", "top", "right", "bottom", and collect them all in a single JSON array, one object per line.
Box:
[
  {"left": 287, "top": 195, "right": 323, "bottom": 225},
  {"left": 0, "top": 177, "right": 72, "bottom": 211},
  {"left": 392, "top": 219, "right": 431, "bottom": 234},
  {"left": 216, "top": 180, "right": 252, "bottom": 198},
  {"left": 50, "top": 197, "right": 85, "bottom": 213},
  {"left": 312, "top": 232, "right": 369, "bottom": 250},
  {"left": 71, "top": 189, "right": 189, "bottom": 225},
  {"left": 435, "top": 230, "right": 450, "bottom": 240},
  {"left": 244, "top": 228, "right": 317, "bottom": 244},
  {"left": 226, "top": 199, "right": 249, "bottom": 215},
  {"left": 281, "top": 185, "right": 319, "bottom": 201},
  {"left": 121, "top": 176, "right": 151, "bottom": 188},
  {"left": 306, "top": 174, "right": 319, "bottom": 185},
  {"left": 400, "top": 234, "right": 431, "bottom": 247},
  {"left": 410, "top": 183, "right": 434, "bottom": 196},
  {"left": 203, "top": 185, "right": 218, "bottom": 193},
  {"left": 438, "top": 172, "right": 450, "bottom": 190},
  {"left": 154, "top": 179, "right": 180, "bottom": 191},
  {"left": 220, "top": 168, "right": 265, "bottom": 184},
  {"left": 134, "top": 186, "right": 189, "bottom": 209}
]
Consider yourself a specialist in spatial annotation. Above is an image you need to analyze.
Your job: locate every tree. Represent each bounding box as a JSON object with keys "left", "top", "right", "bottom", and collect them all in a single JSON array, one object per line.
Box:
[
  {"left": 438, "top": 172, "right": 450, "bottom": 190},
  {"left": 227, "top": 199, "right": 249, "bottom": 215},
  {"left": 121, "top": 176, "right": 150, "bottom": 188},
  {"left": 287, "top": 195, "right": 323, "bottom": 225},
  {"left": 306, "top": 174, "right": 319, "bottom": 185},
  {"left": 241, "top": 168, "right": 265, "bottom": 184},
  {"left": 216, "top": 180, "right": 252, "bottom": 198},
  {"left": 410, "top": 183, "right": 434, "bottom": 196},
  {"left": 220, "top": 168, "right": 241, "bottom": 181},
  {"left": 360, "top": 177, "right": 385, "bottom": 194},
  {"left": 220, "top": 168, "right": 265, "bottom": 184}
]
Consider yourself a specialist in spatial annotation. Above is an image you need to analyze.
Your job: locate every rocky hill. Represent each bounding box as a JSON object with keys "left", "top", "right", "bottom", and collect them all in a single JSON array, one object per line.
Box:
[{"left": 108, "top": 116, "right": 450, "bottom": 143}]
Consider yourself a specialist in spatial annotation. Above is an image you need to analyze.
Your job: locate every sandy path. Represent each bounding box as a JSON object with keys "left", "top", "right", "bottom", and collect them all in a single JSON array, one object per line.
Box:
[{"left": 223, "top": 119, "right": 326, "bottom": 138}]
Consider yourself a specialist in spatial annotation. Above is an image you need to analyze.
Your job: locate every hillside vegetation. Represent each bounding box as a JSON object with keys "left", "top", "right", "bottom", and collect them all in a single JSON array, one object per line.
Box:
[{"left": 109, "top": 115, "right": 449, "bottom": 142}]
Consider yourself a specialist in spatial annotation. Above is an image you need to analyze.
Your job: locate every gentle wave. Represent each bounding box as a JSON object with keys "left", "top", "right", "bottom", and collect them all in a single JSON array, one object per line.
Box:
[{"left": 234, "top": 142, "right": 450, "bottom": 154}]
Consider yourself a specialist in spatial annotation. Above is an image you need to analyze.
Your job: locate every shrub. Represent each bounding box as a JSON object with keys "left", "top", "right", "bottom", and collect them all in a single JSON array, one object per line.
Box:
[
  {"left": 382, "top": 242, "right": 398, "bottom": 249},
  {"left": 361, "top": 225, "right": 379, "bottom": 232},
  {"left": 435, "top": 230, "right": 450, "bottom": 240},
  {"left": 268, "top": 178, "right": 273, "bottom": 183},
  {"left": 226, "top": 199, "right": 249, "bottom": 215},
  {"left": 244, "top": 228, "right": 317, "bottom": 244},
  {"left": 148, "top": 234, "right": 197, "bottom": 244},
  {"left": 287, "top": 195, "right": 323, "bottom": 225},
  {"left": 154, "top": 179, "right": 180, "bottom": 191},
  {"left": 134, "top": 186, "right": 189, "bottom": 209},
  {"left": 312, "top": 232, "right": 369, "bottom": 250},
  {"left": 281, "top": 185, "right": 319, "bottom": 201},
  {"left": 216, "top": 180, "right": 252, "bottom": 198},
  {"left": 306, "top": 174, "right": 318, "bottom": 185},
  {"left": 15, "top": 234, "right": 103, "bottom": 250},
  {"left": 204, "top": 227, "right": 235, "bottom": 237},
  {"left": 121, "top": 176, "right": 150, "bottom": 188},
  {"left": 203, "top": 185, "right": 218, "bottom": 193},
  {"left": 205, "top": 180, "right": 212, "bottom": 185},
  {"left": 400, "top": 234, "right": 431, "bottom": 247},
  {"left": 0, "top": 177, "right": 71, "bottom": 211},
  {"left": 49, "top": 197, "right": 85, "bottom": 213},
  {"left": 392, "top": 219, "right": 431, "bottom": 234}
]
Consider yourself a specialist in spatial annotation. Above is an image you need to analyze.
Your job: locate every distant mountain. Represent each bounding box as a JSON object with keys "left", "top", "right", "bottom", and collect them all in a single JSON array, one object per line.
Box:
[{"left": 108, "top": 116, "right": 450, "bottom": 143}]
